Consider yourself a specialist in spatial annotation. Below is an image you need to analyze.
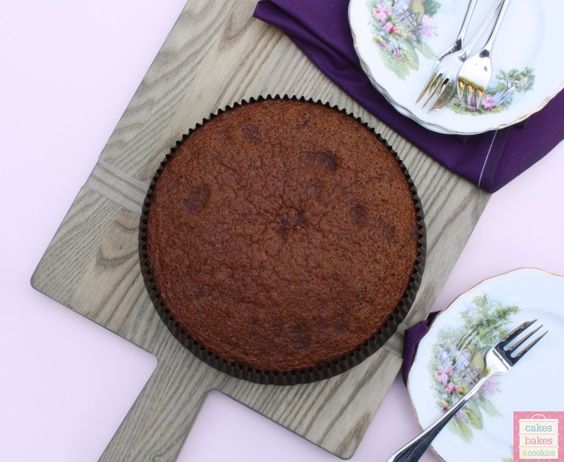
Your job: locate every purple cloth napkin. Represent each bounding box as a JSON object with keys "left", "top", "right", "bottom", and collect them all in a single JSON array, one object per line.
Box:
[
  {"left": 402, "top": 312, "right": 439, "bottom": 384},
  {"left": 254, "top": 0, "right": 564, "bottom": 192}
]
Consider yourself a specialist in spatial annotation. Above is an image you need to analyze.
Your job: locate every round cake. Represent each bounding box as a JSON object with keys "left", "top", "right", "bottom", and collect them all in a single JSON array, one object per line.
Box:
[{"left": 140, "top": 97, "right": 424, "bottom": 383}]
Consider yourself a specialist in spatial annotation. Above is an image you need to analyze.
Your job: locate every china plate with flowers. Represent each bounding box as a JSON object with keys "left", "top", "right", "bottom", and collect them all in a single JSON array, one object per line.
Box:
[
  {"left": 407, "top": 268, "right": 564, "bottom": 461},
  {"left": 349, "top": 0, "right": 564, "bottom": 134}
]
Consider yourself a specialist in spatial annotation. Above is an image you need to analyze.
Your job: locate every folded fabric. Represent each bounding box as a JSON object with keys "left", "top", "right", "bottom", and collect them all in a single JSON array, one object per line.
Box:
[
  {"left": 401, "top": 311, "right": 439, "bottom": 384},
  {"left": 254, "top": 0, "right": 564, "bottom": 192}
]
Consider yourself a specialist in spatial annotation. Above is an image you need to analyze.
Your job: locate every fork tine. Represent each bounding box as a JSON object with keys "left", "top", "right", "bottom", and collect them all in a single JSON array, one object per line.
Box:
[
  {"left": 506, "top": 324, "right": 543, "bottom": 352},
  {"left": 475, "top": 89, "right": 484, "bottom": 110},
  {"left": 509, "top": 330, "right": 548, "bottom": 364},
  {"left": 430, "top": 80, "right": 457, "bottom": 111},
  {"left": 426, "top": 79, "right": 450, "bottom": 111},
  {"left": 460, "top": 83, "right": 469, "bottom": 107},
  {"left": 416, "top": 71, "right": 440, "bottom": 104},
  {"left": 465, "top": 84, "right": 475, "bottom": 108},
  {"left": 420, "top": 73, "right": 442, "bottom": 107},
  {"left": 422, "top": 74, "right": 445, "bottom": 109},
  {"left": 499, "top": 319, "right": 537, "bottom": 346}
]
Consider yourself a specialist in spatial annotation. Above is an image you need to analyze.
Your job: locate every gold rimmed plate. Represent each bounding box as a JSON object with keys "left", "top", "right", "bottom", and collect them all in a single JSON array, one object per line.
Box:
[
  {"left": 349, "top": 0, "right": 564, "bottom": 135},
  {"left": 407, "top": 268, "right": 564, "bottom": 461}
]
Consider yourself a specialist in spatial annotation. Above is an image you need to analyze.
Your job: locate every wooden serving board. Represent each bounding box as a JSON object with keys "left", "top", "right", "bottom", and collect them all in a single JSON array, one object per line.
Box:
[{"left": 31, "top": 1, "right": 490, "bottom": 460}]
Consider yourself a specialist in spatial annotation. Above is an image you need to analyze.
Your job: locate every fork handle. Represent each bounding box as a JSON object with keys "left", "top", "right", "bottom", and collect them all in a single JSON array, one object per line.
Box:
[
  {"left": 461, "top": 0, "right": 503, "bottom": 55},
  {"left": 481, "top": 0, "right": 513, "bottom": 56},
  {"left": 455, "top": 0, "right": 478, "bottom": 50},
  {"left": 386, "top": 375, "right": 491, "bottom": 462},
  {"left": 437, "top": 0, "right": 478, "bottom": 59}
]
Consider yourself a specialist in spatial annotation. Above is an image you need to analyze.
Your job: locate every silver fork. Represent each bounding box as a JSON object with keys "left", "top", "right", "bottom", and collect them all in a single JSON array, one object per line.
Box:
[
  {"left": 457, "top": 0, "right": 513, "bottom": 110},
  {"left": 416, "top": 0, "right": 478, "bottom": 109},
  {"left": 417, "top": 1, "right": 503, "bottom": 111},
  {"left": 387, "top": 319, "right": 548, "bottom": 462}
]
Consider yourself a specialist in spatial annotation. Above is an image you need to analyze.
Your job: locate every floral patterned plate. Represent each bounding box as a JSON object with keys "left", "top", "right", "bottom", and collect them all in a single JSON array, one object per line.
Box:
[
  {"left": 348, "top": 0, "right": 564, "bottom": 134},
  {"left": 407, "top": 268, "right": 564, "bottom": 461}
]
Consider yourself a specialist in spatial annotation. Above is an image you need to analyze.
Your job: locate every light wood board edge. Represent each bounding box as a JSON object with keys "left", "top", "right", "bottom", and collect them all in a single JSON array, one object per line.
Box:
[{"left": 31, "top": 0, "right": 490, "bottom": 459}]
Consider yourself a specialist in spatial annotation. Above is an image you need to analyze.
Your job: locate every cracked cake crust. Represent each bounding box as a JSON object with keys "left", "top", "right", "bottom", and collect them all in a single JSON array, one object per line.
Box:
[{"left": 144, "top": 98, "right": 420, "bottom": 373}]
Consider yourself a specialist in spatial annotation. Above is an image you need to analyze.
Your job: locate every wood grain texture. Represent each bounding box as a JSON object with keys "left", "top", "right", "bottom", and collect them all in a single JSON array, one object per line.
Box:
[{"left": 31, "top": 0, "right": 490, "bottom": 460}]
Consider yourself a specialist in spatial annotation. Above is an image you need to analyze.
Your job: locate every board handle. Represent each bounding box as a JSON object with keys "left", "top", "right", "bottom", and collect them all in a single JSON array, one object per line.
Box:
[{"left": 100, "top": 348, "right": 226, "bottom": 461}]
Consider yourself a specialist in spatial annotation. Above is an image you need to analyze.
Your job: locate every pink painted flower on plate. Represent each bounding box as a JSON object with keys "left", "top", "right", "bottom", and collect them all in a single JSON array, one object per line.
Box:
[
  {"left": 373, "top": 4, "right": 392, "bottom": 24},
  {"left": 419, "top": 18, "right": 437, "bottom": 38},
  {"left": 446, "top": 382, "right": 459, "bottom": 394},
  {"left": 480, "top": 377, "right": 500, "bottom": 395},
  {"left": 481, "top": 95, "right": 495, "bottom": 110},
  {"left": 384, "top": 21, "right": 397, "bottom": 34},
  {"left": 436, "top": 368, "right": 451, "bottom": 386}
]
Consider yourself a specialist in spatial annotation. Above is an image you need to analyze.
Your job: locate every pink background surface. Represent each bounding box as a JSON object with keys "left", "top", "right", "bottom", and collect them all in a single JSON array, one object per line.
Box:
[{"left": 1, "top": 1, "right": 562, "bottom": 461}]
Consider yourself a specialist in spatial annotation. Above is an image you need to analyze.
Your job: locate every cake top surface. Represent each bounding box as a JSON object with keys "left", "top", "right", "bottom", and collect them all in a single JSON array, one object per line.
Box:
[{"left": 144, "top": 98, "right": 420, "bottom": 376}]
